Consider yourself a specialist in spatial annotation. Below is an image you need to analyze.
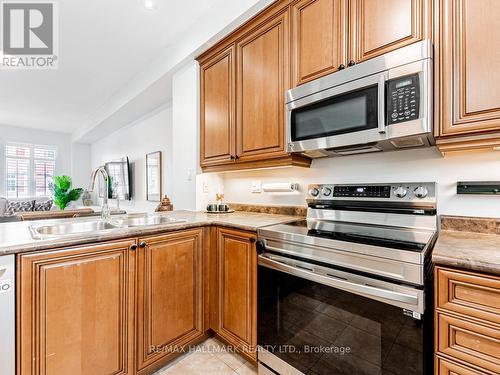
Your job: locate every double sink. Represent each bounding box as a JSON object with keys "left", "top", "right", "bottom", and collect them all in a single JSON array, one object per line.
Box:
[{"left": 29, "top": 214, "right": 188, "bottom": 239}]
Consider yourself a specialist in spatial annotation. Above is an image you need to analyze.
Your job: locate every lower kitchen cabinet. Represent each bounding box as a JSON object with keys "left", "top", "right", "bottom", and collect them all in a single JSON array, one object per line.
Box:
[
  {"left": 435, "top": 266, "right": 500, "bottom": 375},
  {"left": 17, "top": 239, "right": 137, "bottom": 375},
  {"left": 136, "top": 229, "right": 205, "bottom": 374},
  {"left": 17, "top": 226, "right": 256, "bottom": 374},
  {"left": 215, "top": 228, "right": 257, "bottom": 361}
]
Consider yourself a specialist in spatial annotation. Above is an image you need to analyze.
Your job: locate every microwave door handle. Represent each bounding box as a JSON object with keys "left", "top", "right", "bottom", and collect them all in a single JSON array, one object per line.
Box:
[
  {"left": 378, "top": 73, "right": 387, "bottom": 133},
  {"left": 259, "top": 254, "right": 419, "bottom": 306}
]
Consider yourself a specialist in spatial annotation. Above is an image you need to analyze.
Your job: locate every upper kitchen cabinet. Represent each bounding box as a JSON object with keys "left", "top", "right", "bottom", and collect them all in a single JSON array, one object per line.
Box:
[
  {"left": 349, "top": 0, "right": 431, "bottom": 64},
  {"left": 435, "top": 0, "right": 500, "bottom": 153},
  {"left": 236, "top": 9, "right": 289, "bottom": 162},
  {"left": 197, "top": 2, "right": 311, "bottom": 172},
  {"left": 291, "top": 0, "right": 347, "bottom": 86},
  {"left": 200, "top": 46, "right": 235, "bottom": 167}
]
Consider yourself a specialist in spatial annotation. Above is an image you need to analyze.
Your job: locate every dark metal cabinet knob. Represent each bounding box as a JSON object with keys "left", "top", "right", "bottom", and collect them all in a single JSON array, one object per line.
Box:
[
  {"left": 338, "top": 64, "right": 346, "bottom": 70},
  {"left": 256, "top": 240, "right": 265, "bottom": 254},
  {"left": 130, "top": 244, "right": 138, "bottom": 251},
  {"left": 250, "top": 237, "right": 256, "bottom": 243},
  {"left": 348, "top": 60, "right": 356, "bottom": 67},
  {"left": 139, "top": 242, "right": 147, "bottom": 248}
]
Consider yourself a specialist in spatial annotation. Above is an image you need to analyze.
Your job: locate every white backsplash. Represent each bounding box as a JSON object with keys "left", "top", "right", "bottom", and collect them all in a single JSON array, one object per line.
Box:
[{"left": 197, "top": 147, "right": 500, "bottom": 218}]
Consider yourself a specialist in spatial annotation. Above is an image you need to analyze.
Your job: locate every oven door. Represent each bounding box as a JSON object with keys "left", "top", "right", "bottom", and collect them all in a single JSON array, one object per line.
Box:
[
  {"left": 257, "top": 253, "right": 432, "bottom": 375},
  {"left": 286, "top": 72, "right": 387, "bottom": 153}
]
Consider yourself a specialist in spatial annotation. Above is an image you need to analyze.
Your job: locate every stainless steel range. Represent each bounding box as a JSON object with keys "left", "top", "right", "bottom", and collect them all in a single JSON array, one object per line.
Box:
[{"left": 256, "top": 182, "right": 437, "bottom": 375}]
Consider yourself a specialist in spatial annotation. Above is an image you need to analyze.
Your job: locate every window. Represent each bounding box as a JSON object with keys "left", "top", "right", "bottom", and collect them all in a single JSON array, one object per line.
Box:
[{"left": 5, "top": 144, "right": 57, "bottom": 198}]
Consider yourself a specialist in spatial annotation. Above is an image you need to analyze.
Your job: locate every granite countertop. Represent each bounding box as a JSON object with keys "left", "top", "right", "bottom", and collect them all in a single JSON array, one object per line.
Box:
[
  {"left": 433, "top": 216, "right": 500, "bottom": 276},
  {"left": 0, "top": 210, "right": 300, "bottom": 256}
]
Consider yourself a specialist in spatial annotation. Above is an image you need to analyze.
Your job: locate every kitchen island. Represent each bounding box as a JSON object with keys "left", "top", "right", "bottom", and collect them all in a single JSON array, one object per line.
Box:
[{"left": 3, "top": 210, "right": 299, "bottom": 375}]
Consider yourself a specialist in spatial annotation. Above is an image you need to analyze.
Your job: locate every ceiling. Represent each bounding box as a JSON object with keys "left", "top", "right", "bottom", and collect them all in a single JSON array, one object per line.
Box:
[{"left": 0, "top": 0, "right": 226, "bottom": 134}]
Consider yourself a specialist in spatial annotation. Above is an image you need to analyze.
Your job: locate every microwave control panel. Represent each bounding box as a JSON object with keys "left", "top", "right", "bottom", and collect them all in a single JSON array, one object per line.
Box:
[{"left": 387, "top": 74, "right": 420, "bottom": 124}]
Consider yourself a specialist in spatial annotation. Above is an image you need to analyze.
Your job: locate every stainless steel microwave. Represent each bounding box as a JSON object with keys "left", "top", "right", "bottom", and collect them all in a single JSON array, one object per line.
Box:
[{"left": 286, "top": 40, "right": 433, "bottom": 157}]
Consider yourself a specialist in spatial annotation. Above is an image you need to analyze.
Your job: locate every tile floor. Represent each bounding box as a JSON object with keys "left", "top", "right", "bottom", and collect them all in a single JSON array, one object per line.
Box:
[{"left": 154, "top": 338, "right": 257, "bottom": 375}]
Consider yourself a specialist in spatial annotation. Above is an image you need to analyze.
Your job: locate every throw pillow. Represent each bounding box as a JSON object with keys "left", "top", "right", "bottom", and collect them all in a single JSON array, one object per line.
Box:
[
  {"left": 5, "top": 200, "right": 35, "bottom": 216},
  {"left": 34, "top": 200, "right": 53, "bottom": 212}
]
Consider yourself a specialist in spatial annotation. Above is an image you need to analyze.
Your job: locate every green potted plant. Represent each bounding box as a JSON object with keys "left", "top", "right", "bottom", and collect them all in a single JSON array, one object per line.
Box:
[{"left": 50, "top": 175, "right": 83, "bottom": 211}]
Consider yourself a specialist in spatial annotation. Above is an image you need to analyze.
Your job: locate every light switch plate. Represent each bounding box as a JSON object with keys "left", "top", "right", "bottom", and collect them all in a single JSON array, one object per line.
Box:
[{"left": 251, "top": 181, "right": 262, "bottom": 193}]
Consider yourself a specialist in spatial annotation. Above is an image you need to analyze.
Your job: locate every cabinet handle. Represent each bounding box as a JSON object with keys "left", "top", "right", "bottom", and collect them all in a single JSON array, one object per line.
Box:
[
  {"left": 130, "top": 244, "right": 138, "bottom": 251},
  {"left": 230, "top": 155, "right": 235, "bottom": 160},
  {"left": 139, "top": 242, "right": 147, "bottom": 248},
  {"left": 250, "top": 238, "right": 256, "bottom": 243},
  {"left": 338, "top": 64, "right": 345, "bottom": 70},
  {"left": 235, "top": 155, "right": 240, "bottom": 160},
  {"left": 348, "top": 60, "right": 356, "bottom": 67}
]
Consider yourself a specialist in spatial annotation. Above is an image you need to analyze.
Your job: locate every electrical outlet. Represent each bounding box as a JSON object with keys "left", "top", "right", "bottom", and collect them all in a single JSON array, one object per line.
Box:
[
  {"left": 202, "top": 181, "right": 209, "bottom": 193},
  {"left": 251, "top": 181, "right": 262, "bottom": 193}
]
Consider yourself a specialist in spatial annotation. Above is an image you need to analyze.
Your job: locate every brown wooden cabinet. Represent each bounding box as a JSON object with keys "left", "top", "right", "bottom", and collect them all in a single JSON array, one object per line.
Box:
[
  {"left": 291, "top": 0, "right": 347, "bottom": 86},
  {"left": 136, "top": 229, "right": 204, "bottom": 374},
  {"left": 197, "top": 2, "right": 311, "bottom": 172},
  {"left": 215, "top": 228, "right": 257, "bottom": 361},
  {"left": 435, "top": 267, "right": 500, "bottom": 375},
  {"left": 435, "top": 0, "right": 500, "bottom": 153},
  {"left": 17, "top": 240, "right": 136, "bottom": 375},
  {"left": 349, "top": 0, "right": 430, "bottom": 63},
  {"left": 200, "top": 46, "right": 236, "bottom": 167},
  {"left": 236, "top": 9, "right": 289, "bottom": 163}
]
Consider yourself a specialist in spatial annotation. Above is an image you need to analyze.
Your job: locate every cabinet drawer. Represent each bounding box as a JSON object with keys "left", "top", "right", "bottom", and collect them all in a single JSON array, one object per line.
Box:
[
  {"left": 437, "top": 313, "right": 500, "bottom": 374},
  {"left": 437, "top": 357, "right": 489, "bottom": 375},
  {"left": 436, "top": 267, "right": 500, "bottom": 325}
]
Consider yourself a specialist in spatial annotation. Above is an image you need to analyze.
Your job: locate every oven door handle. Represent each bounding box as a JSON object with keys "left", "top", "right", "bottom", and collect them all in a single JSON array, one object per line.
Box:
[
  {"left": 258, "top": 254, "right": 419, "bottom": 306},
  {"left": 378, "top": 73, "right": 387, "bottom": 133}
]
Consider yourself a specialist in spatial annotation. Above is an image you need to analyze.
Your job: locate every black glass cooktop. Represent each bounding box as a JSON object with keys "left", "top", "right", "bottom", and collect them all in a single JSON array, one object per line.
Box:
[{"left": 283, "top": 219, "right": 430, "bottom": 252}]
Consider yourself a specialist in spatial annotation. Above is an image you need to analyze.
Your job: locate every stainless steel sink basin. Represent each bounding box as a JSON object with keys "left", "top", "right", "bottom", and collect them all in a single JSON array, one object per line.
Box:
[
  {"left": 29, "top": 215, "right": 188, "bottom": 239},
  {"left": 30, "top": 220, "right": 121, "bottom": 239},
  {"left": 116, "top": 216, "right": 187, "bottom": 227}
]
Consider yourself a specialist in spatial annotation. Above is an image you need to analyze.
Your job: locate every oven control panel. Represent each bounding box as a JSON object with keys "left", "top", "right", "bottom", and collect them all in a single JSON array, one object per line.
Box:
[
  {"left": 308, "top": 182, "right": 436, "bottom": 202},
  {"left": 387, "top": 73, "right": 420, "bottom": 124}
]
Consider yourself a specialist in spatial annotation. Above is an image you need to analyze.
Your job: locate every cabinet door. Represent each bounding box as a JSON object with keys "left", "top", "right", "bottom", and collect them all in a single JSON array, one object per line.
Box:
[
  {"left": 200, "top": 46, "right": 236, "bottom": 166},
  {"left": 438, "top": 0, "right": 500, "bottom": 136},
  {"left": 349, "top": 0, "right": 430, "bottom": 63},
  {"left": 236, "top": 10, "right": 289, "bottom": 162},
  {"left": 217, "top": 228, "right": 257, "bottom": 360},
  {"left": 18, "top": 240, "right": 136, "bottom": 375},
  {"left": 291, "top": 0, "right": 347, "bottom": 86},
  {"left": 136, "top": 229, "right": 204, "bottom": 374},
  {"left": 437, "top": 358, "right": 485, "bottom": 375}
]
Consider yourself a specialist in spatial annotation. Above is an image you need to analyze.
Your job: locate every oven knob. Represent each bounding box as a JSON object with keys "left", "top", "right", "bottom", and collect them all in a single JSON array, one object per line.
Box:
[
  {"left": 394, "top": 186, "right": 408, "bottom": 198},
  {"left": 309, "top": 188, "right": 320, "bottom": 197},
  {"left": 322, "top": 187, "right": 332, "bottom": 196},
  {"left": 414, "top": 186, "right": 429, "bottom": 199}
]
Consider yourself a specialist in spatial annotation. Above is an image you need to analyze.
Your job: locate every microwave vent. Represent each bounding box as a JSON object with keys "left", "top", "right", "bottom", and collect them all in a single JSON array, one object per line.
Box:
[
  {"left": 390, "top": 137, "right": 426, "bottom": 149},
  {"left": 332, "top": 145, "right": 382, "bottom": 156}
]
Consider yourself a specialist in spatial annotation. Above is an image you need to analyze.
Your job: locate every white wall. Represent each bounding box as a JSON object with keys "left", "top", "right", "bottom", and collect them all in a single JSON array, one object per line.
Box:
[
  {"left": 171, "top": 61, "right": 199, "bottom": 210},
  {"left": 198, "top": 147, "right": 500, "bottom": 218},
  {"left": 90, "top": 104, "right": 173, "bottom": 213},
  {"left": 0, "top": 123, "right": 90, "bottom": 195}
]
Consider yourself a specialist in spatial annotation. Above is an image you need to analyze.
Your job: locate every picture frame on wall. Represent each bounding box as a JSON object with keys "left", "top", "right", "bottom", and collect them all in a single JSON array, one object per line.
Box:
[{"left": 146, "top": 151, "right": 162, "bottom": 202}]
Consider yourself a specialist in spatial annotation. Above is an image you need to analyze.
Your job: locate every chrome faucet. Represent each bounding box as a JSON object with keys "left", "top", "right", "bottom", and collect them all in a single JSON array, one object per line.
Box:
[{"left": 88, "top": 166, "right": 111, "bottom": 222}]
